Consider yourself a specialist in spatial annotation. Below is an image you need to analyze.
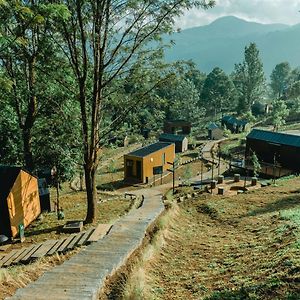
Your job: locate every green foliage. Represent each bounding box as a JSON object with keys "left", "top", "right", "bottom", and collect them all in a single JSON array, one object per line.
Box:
[
  {"left": 270, "top": 62, "right": 291, "bottom": 99},
  {"left": 201, "top": 67, "right": 237, "bottom": 117},
  {"left": 233, "top": 43, "right": 266, "bottom": 113},
  {"left": 270, "top": 99, "right": 289, "bottom": 131},
  {"left": 251, "top": 152, "right": 261, "bottom": 177},
  {"left": 204, "top": 287, "right": 251, "bottom": 300}
]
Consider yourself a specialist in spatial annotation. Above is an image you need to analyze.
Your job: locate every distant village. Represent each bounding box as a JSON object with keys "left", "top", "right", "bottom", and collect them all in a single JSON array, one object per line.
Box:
[{"left": 1, "top": 108, "right": 300, "bottom": 248}]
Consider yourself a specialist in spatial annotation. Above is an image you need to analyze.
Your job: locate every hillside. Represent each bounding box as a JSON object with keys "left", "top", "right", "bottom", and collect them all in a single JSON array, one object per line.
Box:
[
  {"left": 164, "top": 16, "right": 300, "bottom": 77},
  {"left": 123, "top": 177, "right": 300, "bottom": 299}
]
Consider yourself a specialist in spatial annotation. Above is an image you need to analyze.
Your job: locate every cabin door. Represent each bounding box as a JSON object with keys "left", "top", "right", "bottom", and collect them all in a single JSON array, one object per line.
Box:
[{"left": 136, "top": 161, "right": 142, "bottom": 180}]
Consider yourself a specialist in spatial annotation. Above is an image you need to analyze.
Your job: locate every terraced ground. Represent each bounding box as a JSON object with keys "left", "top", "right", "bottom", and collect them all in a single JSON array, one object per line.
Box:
[{"left": 133, "top": 177, "right": 300, "bottom": 300}]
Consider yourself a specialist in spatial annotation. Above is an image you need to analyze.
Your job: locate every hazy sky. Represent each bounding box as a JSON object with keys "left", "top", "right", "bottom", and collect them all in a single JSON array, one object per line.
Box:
[{"left": 177, "top": 0, "right": 300, "bottom": 29}]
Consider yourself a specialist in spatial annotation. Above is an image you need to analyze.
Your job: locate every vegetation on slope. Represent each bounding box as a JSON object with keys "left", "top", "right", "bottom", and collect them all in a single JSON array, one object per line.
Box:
[{"left": 122, "top": 177, "right": 300, "bottom": 300}]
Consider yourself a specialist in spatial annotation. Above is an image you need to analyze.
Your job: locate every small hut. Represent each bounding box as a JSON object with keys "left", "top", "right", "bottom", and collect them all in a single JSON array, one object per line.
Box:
[
  {"left": 221, "top": 116, "right": 250, "bottom": 133},
  {"left": 0, "top": 166, "right": 41, "bottom": 238},
  {"left": 124, "top": 142, "right": 175, "bottom": 183},
  {"left": 159, "top": 133, "right": 188, "bottom": 152},
  {"left": 208, "top": 123, "right": 223, "bottom": 140},
  {"left": 163, "top": 120, "right": 192, "bottom": 135}
]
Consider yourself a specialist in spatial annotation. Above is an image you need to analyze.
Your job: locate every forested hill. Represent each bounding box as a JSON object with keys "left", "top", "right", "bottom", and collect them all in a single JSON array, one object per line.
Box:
[{"left": 164, "top": 16, "right": 300, "bottom": 76}]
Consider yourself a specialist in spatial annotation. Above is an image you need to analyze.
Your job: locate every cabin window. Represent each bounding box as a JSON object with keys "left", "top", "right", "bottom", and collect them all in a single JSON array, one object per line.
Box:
[{"left": 126, "top": 160, "right": 133, "bottom": 167}]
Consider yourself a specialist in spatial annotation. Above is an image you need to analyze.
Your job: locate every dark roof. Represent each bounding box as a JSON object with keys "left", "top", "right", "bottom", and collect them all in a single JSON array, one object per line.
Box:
[
  {"left": 164, "top": 120, "right": 191, "bottom": 125},
  {"left": 222, "top": 115, "right": 248, "bottom": 126},
  {"left": 126, "top": 142, "right": 174, "bottom": 158},
  {"left": 247, "top": 129, "right": 300, "bottom": 148},
  {"left": 0, "top": 166, "right": 21, "bottom": 204},
  {"left": 208, "top": 123, "right": 219, "bottom": 130},
  {"left": 159, "top": 133, "right": 187, "bottom": 142}
]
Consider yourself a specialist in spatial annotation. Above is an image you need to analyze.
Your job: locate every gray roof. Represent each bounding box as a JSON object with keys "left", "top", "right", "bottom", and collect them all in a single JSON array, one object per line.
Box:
[
  {"left": 126, "top": 142, "right": 174, "bottom": 158},
  {"left": 208, "top": 123, "right": 219, "bottom": 130},
  {"left": 247, "top": 129, "right": 300, "bottom": 148},
  {"left": 222, "top": 115, "right": 248, "bottom": 126},
  {"left": 159, "top": 133, "right": 187, "bottom": 142}
]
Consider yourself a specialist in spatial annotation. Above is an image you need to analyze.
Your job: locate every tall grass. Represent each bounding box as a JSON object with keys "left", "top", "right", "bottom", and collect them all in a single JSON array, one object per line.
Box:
[{"left": 122, "top": 202, "right": 180, "bottom": 300}]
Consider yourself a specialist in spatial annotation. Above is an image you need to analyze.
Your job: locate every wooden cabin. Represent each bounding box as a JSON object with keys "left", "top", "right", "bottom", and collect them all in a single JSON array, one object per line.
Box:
[
  {"left": 124, "top": 142, "right": 175, "bottom": 183},
  {"left": 163, "top": 120, "right": 191, "bottom": 135},
  {"left": 159, "top": 133, "right": 188, "bottom": 153},
  {"left": 222, "top": 115, "right": 250, "bottom": 133},
  {"left": 208, "top": 123, "right": 223, "bottom": 140},
  {"left": 246, "top": 129, "right": 300, "bottom": 175},
  {"left": 0, "top": 166, "right": 41, "bottom": 238}
]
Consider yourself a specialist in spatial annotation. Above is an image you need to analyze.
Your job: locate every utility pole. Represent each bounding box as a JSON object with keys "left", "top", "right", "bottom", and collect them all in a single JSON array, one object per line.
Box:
[
  {"left": 200, "top": 155, "right": 203, "bottom": 190},
  {"left": 218, "top": 144, "right": 221, "bottom": 176},
  {"left": 167, "top": 161, "right": 175, "bottom": 194},
  {"left": 211, "top": 158, "right": 214, "bottom": 194}
]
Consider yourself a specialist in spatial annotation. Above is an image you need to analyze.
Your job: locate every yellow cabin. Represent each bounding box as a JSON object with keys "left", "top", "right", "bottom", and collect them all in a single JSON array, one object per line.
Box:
[
  {"left": 124, "top": 142, "right": 175, "bottom": 183},
  {"left": 0, "top": 166, "right": 41, "bottom": 238}
]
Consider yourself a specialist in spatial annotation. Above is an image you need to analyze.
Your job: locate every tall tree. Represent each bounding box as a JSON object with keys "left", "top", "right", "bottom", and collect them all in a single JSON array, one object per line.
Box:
[
  {"left": 54, "top": 0, "right": 215, "bottom": 223},
  {"left": 233, "top": 43, "right": 266, "bottom": 113},
  {"left": 0, "top": 1, "right": 69, "bottom": 170},
  {"left": 200, "top": 67, "right": 236, "bottom": 118},
  {"left": 270, "top": 62, "right": 291, "bottom": 99}
]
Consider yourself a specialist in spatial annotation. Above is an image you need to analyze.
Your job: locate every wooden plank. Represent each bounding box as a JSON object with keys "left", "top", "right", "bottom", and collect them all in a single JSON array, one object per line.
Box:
[
  {"left": 31, "top": 240, "right": 57, "bottom": 259},
  {"left": 66, "top": 232, "right": 85, "bottom": 250},
  {"left": 46, "top": 239, "right": 66, "bottom": 256},
  {"left": 76, "top": 228, "right": 94, "bottom": 247},
  {"left": 21, "top": 244, "right": 42, "bottom": 263},
  {"left": 57, "top": 234, "right": 77, "bottom": 253},
  {"left": 3, "top": 248, "right": 27, "bottom": 267},
  {"left": 13, "top": 245, "right": 36, "bottom": 264},
  {"left": 0, "top": 249, "right": 19, "bottom": 267},
  {"left": 87, "top": 224, "right": 112, "bottom": 243}
]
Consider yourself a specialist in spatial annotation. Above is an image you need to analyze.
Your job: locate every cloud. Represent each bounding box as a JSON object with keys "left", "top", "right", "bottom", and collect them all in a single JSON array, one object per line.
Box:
[{"left": 176, "top": 0, "right": 300, "bottom": 29}]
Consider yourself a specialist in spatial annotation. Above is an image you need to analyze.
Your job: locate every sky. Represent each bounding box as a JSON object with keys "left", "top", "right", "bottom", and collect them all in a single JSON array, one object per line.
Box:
[{"left": 177, "top": 0, "right": 300, "bottom": 29}]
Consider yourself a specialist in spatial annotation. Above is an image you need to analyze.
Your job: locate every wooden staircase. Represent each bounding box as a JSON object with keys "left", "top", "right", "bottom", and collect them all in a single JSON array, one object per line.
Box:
[{"left": 0, "top": 224, "right": 112, "bottom": 268}]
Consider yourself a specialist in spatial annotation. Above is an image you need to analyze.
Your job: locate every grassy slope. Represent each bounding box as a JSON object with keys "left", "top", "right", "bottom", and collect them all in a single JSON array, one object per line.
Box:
[{"left": 139, "top": 178, "right": 300, "bottom": 300}]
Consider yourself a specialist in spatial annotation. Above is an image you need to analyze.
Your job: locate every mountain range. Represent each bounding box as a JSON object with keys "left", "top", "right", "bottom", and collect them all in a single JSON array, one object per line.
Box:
[{"left": 164, "top": 16, "right": 300, "bottom": 77}]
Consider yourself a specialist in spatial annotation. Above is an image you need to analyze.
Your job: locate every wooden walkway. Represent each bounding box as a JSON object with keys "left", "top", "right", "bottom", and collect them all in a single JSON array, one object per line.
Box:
[
  {"left": 8, "top": 189, "right": 164, "bottom": 300},
  {"left": 0, "top": 224, "right": 112, "bottom": 268}
]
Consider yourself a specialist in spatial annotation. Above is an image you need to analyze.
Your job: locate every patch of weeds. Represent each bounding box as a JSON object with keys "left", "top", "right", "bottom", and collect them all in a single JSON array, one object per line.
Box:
[
  {"left": 286, "top": 292, "right": 300, "bottom": 300},
  {"left": 152, "top": 286, "right": 165, "bottom": 295},
  {"left": 204, "top": 287, "right": 252, "bottom": 300},
  {"left": 266, "top": 276, "right": 283, "bottom": 289},
  {"left": 197, "top": 203, "right": 219, "bottom": 219}
]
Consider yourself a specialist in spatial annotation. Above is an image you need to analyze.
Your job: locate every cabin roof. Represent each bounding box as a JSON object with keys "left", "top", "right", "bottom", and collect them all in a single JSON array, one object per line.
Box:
[
  {"left": 208, "top": 123, "right": 219, "bottom": 130},
  {"left": 159, "top": 133, "right": 187, "bottom": 142},
  {"left": 222, "top": 115, "right": 248, "bottom": 126},
  {"left": 247, "top": 129, "right": 300, "bottom": 148},
  {"left": 126, "top": 142, "right": 174, "bottom": 158}
]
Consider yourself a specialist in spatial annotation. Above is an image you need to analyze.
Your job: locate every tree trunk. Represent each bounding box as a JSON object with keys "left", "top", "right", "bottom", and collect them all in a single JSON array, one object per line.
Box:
[
  {"left": 23, "top": 127, "right": 34, "bottom": 171},
  {"left": 84, "top": 164, "right": 97, "bottom": 224}
]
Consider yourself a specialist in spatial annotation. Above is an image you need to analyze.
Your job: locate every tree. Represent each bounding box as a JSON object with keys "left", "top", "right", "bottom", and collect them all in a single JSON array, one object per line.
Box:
[
  {"left": 53, "top": 0, "right": 215, "bottom": 223},
  {"left": 0, "top": 1, "right": 69, "bottom": 170},
  {"left": 270, "top": 99, "right": 289, "bottom": 131},
  {"left": 251, "top": 152, "right": 261, "bottom": 178},
  {"left": 233, "top": 43, "right": 266, "bottom": 113},
  {"left": 200, "top": 67, "right": 236, "bottom": 118},
  {"left": 270, "top": 62, "right": 291, "bottom": 99}
]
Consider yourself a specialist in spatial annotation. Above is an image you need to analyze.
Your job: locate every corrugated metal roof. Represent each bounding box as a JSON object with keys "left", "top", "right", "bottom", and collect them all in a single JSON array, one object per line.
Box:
[
  {"left": 247, "top": 129, "right": 300, "bottom": 148},
  {"left": 159, "top": 133, "right": 187, "bottom": 142},
  {"left": 126, "top": 142, "right": 174, "bottom": 158}
]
